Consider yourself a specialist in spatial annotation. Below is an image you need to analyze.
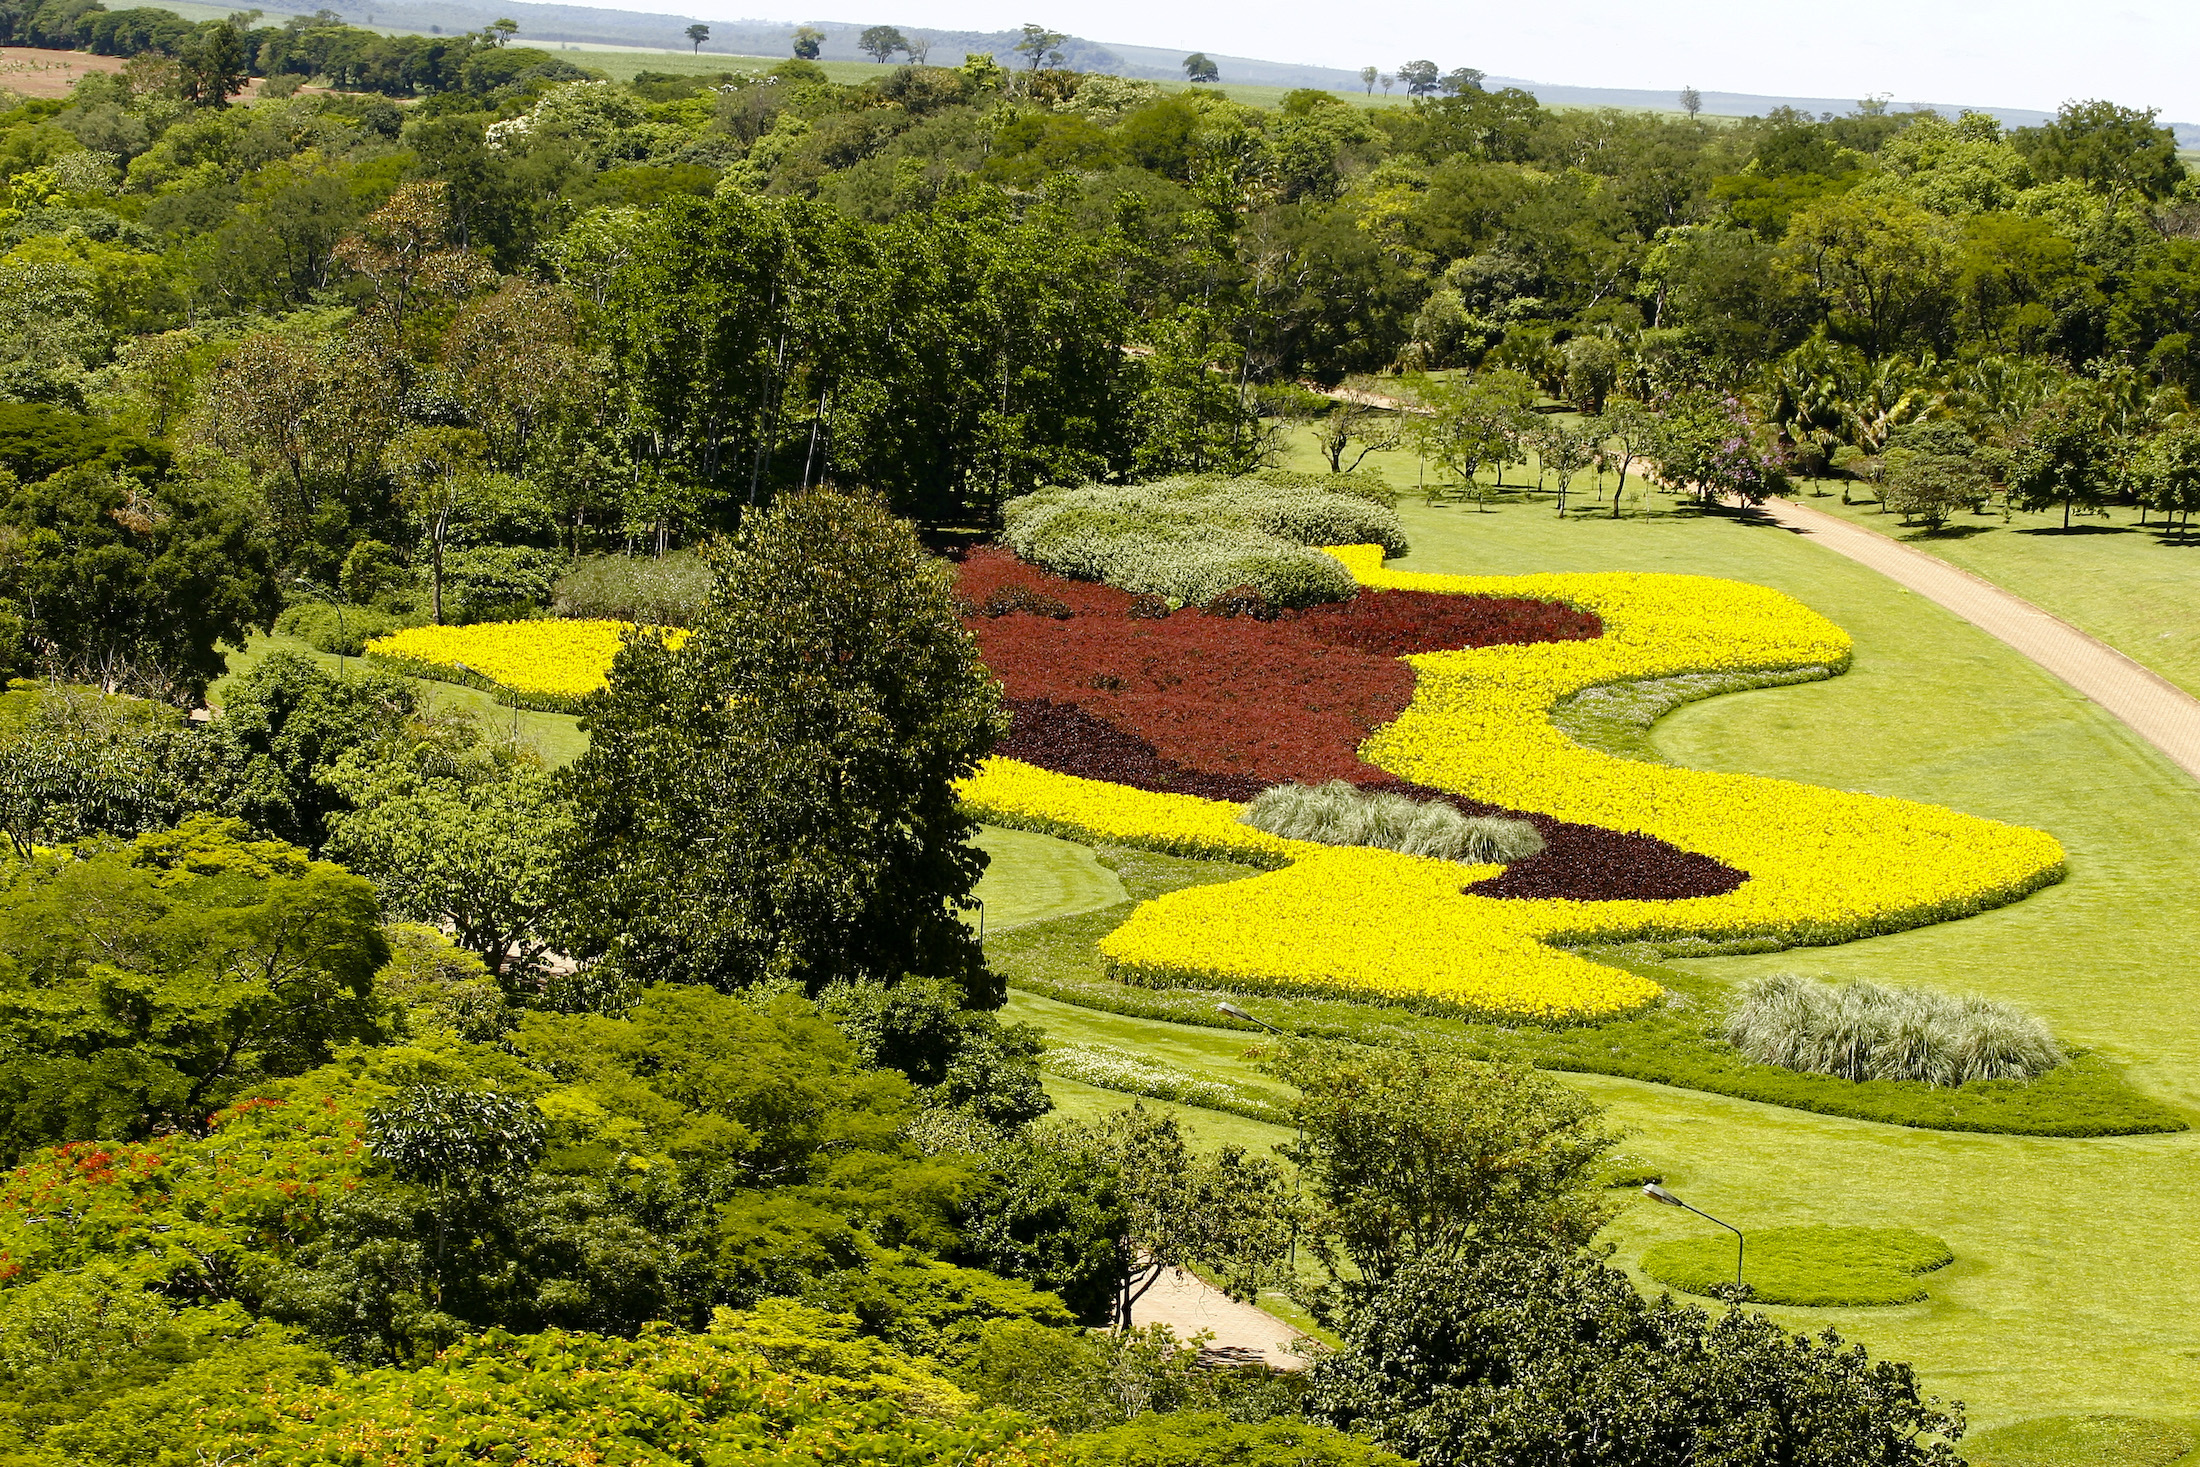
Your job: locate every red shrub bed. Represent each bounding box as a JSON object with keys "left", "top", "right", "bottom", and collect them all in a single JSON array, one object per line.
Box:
[{"left": 960, "top": 547, "right": 1746, "bottom": 902}]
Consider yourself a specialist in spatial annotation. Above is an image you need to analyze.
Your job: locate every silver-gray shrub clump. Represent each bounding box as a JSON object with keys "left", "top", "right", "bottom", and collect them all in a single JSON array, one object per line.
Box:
[
  {"left": 1001, "top": 471, "right": 1408, "bottom": 609},
  {"left": 1240, "top": 780, "right": 1545, "bottom": 865},
  {"left": 1725, "top": 973, "right": 2066, "bottom": 1087}
]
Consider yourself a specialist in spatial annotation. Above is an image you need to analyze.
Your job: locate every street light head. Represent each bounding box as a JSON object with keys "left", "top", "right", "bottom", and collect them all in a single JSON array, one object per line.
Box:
[
  {"left": 1643, "top": 1183, "right": 1684, "bottom": 1207},
  {"left": 1216, "top": 1001, "right": 1255, "bottom": 1023}
]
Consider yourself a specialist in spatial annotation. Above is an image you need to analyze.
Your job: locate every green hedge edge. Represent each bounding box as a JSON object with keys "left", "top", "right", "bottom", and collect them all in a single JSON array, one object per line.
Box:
[{"left": 360, "top": 651, "right": 592, "bottom": 715}]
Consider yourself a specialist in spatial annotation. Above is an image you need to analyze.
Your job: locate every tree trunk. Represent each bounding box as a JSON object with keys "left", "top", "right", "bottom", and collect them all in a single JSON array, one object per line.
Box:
[{"left": 431, "top": 506, "right": 448, "bottom": 624}]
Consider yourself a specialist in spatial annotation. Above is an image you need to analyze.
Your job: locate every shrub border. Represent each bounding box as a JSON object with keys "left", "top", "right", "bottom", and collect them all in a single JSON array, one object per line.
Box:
[{"left": 359, "top": 651, "right": 592, "bottom": 715}]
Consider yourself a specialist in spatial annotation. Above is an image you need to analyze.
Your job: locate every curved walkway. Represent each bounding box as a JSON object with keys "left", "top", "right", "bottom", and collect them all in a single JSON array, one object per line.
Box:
[
  {"left": 1759, "top": 497, "right": 2200, "bottom": 782},
  {"left": 1127, "top": 1265, "right": 1308, "bottom": 1370}
]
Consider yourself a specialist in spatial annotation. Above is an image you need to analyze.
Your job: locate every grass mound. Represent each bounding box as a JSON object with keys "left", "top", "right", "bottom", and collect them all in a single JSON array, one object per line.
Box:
[
  {"left": 1963, "top": 1416, "right": 2194, "bottom": 1467},
  {"left": 1002, "top": 471, "right": 1405, "bottom": 608},
  {"left": 1641, "top": 1225, "right": 1953, "bottom": 1306}
]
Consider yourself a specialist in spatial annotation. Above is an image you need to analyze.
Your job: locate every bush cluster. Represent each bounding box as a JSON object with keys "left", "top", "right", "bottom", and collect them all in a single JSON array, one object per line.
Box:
[
  {"left": 1725, "top": 973, "right": 2066, "bottom": 1086},
  {"left": 553, "top": 550, "right": 715, "bottom": 626},
  {"left": 1002, "top": 473, "right": 1408, "bottom": 609},
  {"left": 274, "top": 600, "right": 425, "bottom": 655},
  {"left": 1241, "top": 780, "right": 1545, "bottom": 865}
]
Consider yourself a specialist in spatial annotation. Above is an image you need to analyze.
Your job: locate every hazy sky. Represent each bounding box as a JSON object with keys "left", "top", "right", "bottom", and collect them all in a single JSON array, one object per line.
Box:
[{"left": 675, "top": 0, "right": 2200, "bottom": 120}]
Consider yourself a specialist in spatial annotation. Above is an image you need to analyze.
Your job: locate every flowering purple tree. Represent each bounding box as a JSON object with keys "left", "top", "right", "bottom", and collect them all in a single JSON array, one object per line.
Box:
[{"left": 1653, "top": 390, "right": 1792, "bottom": 506}]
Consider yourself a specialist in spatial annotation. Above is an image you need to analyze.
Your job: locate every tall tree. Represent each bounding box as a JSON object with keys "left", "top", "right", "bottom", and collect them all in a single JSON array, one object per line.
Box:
[
  {"left": 383, "top": 426, "right": 490, "bottom": 624},
  {"left": 858, "top": 24, "right": 906, "bottom": 63},
  {"left": 684, "top": 21, "right": 708, "bottom": 52},
  {"left": 1261, "top": 1043, "right": 1617, "bottom": 1309},
  {"left": 334, "top": 181, "right": 495, "bottom": 351},
  {"left": 2008, "top": 392, "right": 2117, "bottom": 528},
  {"left": 1308, "top": 1248, "right": 1966, "bottom": 1467},
  {"left": 1014, "top": 23, "right": 1066, "bottom": 70},
  {"left": 561, "top": 488, "right": 1007, "bottom": 999},
  {"left": 0, "top": 464, "right": 279, "bottom": 702}
]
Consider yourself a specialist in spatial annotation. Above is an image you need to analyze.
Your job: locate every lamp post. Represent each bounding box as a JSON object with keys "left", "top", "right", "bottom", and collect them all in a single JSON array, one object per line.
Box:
[
  {"left": 452, "top": 660, "right": 520, "bottom": 741},
  {"left": 1217, "top": 1000, "right": 1281, "bottom": 1034},
  {"left": 290, "top": 575, "right": 349, "bottom": 678},
  {"left": 1643, "top": 1183, "right": 1745, "bottom": 1290}
]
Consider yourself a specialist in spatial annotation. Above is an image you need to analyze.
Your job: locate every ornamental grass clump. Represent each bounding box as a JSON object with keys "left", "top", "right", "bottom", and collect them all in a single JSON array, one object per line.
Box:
[
  {"left": 1241, "top": 780, "right": 1545, "bottom": 865},
  {"left": 1725, "top": 973, "right": 2065, "bottom": 1087},
  {"left": 1002, "top": 472, "right": 1407, "bottom": 608}
]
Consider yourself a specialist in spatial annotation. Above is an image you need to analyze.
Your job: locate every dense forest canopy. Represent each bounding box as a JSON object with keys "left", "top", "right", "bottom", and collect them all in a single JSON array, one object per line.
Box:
[{"left": 0, "top": 0, "right": 2182, "bottom": 598}]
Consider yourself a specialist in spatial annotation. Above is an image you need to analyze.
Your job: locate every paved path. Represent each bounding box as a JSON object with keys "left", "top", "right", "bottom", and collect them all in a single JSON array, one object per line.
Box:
[
  {"left": 1128, "top": 1266, "right": 1309, "bottom": 1370},
  {"left": 1759, "top": 497, "right": 2200, "bottom": 782}
]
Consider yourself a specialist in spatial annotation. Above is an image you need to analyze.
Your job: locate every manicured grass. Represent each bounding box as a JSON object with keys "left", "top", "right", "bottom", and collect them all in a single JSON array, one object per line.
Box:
[
  {"left": 1040, "top": 1040, "right": 1290, "bottom": 1122},
  {"left": 1397, "top": 490, "right": 2200, "bottom": 1423},
  {"left": 987, "top": 848, "right": 2182, "bottom": 1137},
  {"left": 970, "top": 825, "right": 1127, "bottom": 931},
  {"left": 989, "top": 480, "right": 2200, "bottom": 1426},
  {"left": 1964, "top": 1416, "right": 2196, "bottom": 1467},
  {"left": 1781, "top": 483, "right": 2200, "bottom": 700},
  {"left": 208, "top": 633, "right": 589, "bottom": 766},
  {"left": 1038, "top": 1073, "right": 1290, "bottom": 1157},
  {"left": 1640, "top": 1225, "right": 1954, "bottom": 1307}
]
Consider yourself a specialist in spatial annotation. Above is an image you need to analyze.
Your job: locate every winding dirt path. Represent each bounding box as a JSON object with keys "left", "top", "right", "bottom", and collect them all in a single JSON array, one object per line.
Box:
[
  {"left": 1127, "top": 1267, "right": 1309, "bottom": 1370},
  {"left": 1759, "top": 497, "right": 2200, "bottom": 782}
]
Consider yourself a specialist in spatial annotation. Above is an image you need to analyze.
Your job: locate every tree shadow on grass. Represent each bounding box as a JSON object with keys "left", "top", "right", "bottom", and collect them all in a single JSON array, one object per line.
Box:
[
  {"left": 2014, "top": 524, "right": 2137, "bottom": 537},
  {"left": 1896, "top": 523, "right": 1996, "bottom": 542}
]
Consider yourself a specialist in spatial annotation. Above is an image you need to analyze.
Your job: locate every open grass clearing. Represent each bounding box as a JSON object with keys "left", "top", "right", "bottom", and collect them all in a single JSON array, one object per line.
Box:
[
  {"left": 1965, "top": 1415, "right": 2197, "bottom": 1467},
  {"left": 970, "top": 825, "right": 1128, "bottom": 931}
]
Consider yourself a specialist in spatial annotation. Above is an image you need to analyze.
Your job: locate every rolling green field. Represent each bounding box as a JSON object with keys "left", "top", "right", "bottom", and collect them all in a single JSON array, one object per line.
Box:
[
  {"left": 979, "top": 485, "right": 2200, "bottom": 1432},
  {"left": 548, "top": 49, "right": 886, "bottom": 86}
]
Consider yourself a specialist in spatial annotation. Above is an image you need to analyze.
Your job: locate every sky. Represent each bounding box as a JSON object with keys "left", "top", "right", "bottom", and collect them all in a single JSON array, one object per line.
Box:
[{"left": 675, "top": 0, "right": 2200, "bottom": 121}]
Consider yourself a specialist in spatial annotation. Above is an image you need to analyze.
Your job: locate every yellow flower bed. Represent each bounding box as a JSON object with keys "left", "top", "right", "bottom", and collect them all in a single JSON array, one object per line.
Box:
[
  {"left": 365, "top": 620, "right": 687, "bottom": 708},
  {"left": 961, "top": 546, "right": 2066, "bottom": 1022}
]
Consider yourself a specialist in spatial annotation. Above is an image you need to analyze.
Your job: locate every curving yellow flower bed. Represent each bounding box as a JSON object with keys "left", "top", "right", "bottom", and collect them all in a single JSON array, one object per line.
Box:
[
  {"left": 364, "top": 620, "right": 687, "bottom": 711},
  {"left": 959, "top": 545, "right": 2067, "bottom": 1022}
]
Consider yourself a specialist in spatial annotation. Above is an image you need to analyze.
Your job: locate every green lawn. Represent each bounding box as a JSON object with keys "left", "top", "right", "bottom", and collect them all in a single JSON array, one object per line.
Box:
[
  {"left": 982, "top": 479, "right": 2200, "bottom": 1428},
  {"left": 970, "top": 826, "right": 1126, "bottom": 931},
  {"left": 1782, "top": 482, "right": 2200, "bottom": 700},
  {"left": 1285, "top": 413, "right": 2200, "bottom": 700},
  {"left": 208, "top": 632, "right": 589, "bottom": 766}
]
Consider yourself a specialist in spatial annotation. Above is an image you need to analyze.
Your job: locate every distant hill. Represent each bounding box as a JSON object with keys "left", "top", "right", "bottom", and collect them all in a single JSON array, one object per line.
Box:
[{"left": 231, "top": 0, "right": 2200, "bottom": 140}]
